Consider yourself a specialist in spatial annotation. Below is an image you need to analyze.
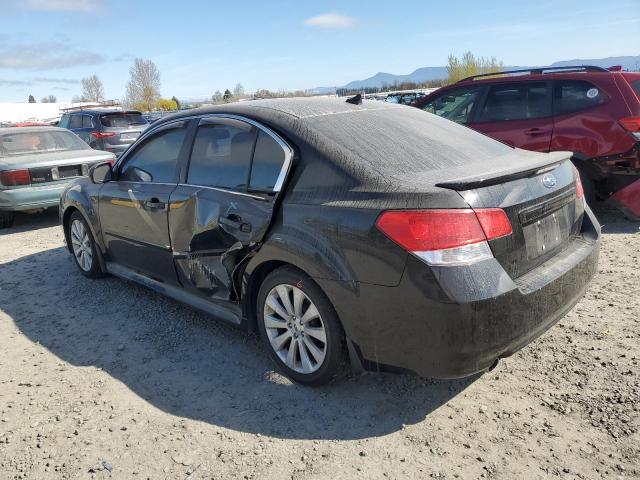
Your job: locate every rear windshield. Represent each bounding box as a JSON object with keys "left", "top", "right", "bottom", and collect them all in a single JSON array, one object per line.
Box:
[
  {"left": 0, "top": 130, "right": 89, "bottom": 157},
  {"left": 100, "top": 113, "right": 148, "bottom": 128}
]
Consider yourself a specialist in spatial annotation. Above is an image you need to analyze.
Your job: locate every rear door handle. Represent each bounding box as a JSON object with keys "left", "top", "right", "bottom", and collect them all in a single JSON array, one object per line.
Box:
[
  {"left": 219, "top": 213, "right": 252, "bottom": 232},
  {"left": 144, "top": 197, "right": 166, "bottom": 211},
  {"left": 524, "top": 128, "right": 547, "bottom": 135}
]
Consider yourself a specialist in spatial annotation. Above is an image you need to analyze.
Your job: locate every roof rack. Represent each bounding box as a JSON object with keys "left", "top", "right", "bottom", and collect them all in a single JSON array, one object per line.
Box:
[
  {"left": 59, "top": 100, "right": 122, "bottom": 113},
  {"left": 458, "top": 65, "right": 610, "bottom": 82}
]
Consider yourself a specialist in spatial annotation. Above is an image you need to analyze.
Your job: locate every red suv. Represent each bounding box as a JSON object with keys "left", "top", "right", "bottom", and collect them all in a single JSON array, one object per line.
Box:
[{"left": 413, "top": 66, "right": 640, "bottom": 218}]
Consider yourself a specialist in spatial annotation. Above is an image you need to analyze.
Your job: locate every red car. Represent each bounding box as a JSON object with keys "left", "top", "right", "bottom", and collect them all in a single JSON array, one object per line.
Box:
[{"left": 413, "top": 65, "right": 640, "bottom": 218}]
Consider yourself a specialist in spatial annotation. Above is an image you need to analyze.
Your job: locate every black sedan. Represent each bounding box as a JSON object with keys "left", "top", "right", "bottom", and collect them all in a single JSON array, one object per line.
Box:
[{"left": 59, "top": 98, "right": 600, "bottom": 385}]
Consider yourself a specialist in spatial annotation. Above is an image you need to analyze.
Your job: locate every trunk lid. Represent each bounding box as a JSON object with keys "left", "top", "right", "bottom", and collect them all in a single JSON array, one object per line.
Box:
[{"left": 442, "top": 158, "right": 584, "bottom": 278}]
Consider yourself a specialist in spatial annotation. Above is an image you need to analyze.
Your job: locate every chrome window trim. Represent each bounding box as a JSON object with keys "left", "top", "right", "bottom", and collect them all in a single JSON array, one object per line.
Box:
[{"left": 176, "top": 183, "right": 268, "bottom": 201}]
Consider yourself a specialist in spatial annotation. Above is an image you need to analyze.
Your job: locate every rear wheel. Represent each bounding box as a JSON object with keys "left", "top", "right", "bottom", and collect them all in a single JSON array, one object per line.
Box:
[
  {"left": 68, "top": 212, "right": 103, "bottom": 278},
  {"left": 0, "top": 211, "right": 14, "bottom": 229},
  {"left": 257, "top": 266, "right": 346, "bottom": 386}
]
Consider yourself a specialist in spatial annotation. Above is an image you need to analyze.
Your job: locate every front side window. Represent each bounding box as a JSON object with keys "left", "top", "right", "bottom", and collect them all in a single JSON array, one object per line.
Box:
[
  {"left": 119, "top": 127, "right": 186, "bottom": 183},
  {"left": 249, "top": 131, "right": 286, "bottom": 191},
  {"left": 187, "top": 124, "right": 256, "bottom": 191},
  {"left": 554, "top": 80, "right": 607, "bottom": 116},
  {"left": 477, "top": 82, "right": 550, "bottom": 122},
  {"left": 422, "top": 87, "right": 481, "bottom": 123}
]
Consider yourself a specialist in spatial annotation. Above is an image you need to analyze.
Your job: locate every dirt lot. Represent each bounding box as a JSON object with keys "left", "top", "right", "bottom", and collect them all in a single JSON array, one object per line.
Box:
[{"left": 0, "top": 206, "right": 638, "bottom": 480}]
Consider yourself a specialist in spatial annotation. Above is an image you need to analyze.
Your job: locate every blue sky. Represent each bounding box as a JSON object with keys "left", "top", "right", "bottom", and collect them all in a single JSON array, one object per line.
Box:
[{"left": 0, "top": 0, "right": 638, "bottom": 102}]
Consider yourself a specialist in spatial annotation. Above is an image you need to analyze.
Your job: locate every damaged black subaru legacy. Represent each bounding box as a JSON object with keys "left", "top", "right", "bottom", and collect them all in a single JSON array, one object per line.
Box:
[{"left": 60, "top": 98, "right": 600, "bottom": 385}]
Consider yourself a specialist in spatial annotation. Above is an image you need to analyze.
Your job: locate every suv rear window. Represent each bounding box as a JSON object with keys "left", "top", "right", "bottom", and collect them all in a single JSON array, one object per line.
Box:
[
  {"left": 100, "top": 113, "right": 148, "bottom": 128},
  {"left": 553, "top": 80, "right": 606, "bottom": 115},
  {"left": 477, "top": 82, "right": 550, "bottom": 122}
]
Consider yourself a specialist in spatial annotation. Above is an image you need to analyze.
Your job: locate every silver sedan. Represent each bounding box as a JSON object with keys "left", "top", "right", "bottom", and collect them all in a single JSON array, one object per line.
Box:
[{"left": 0, "top": 126, "right": 115, "bottom": 228}]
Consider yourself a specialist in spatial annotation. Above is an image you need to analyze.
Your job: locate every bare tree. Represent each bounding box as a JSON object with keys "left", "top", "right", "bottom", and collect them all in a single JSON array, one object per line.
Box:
[
  {"left": 233, "top": 83, "right": 245, "bottom": 97},
  {"left": 41, "top": 95, "right": 57, "bottom": 103},
  {"left": 81, "top": 74, "right": 105, "bottom": 102},
  {"left": 124, "top": 58, "right": 161, "bottom": 111},
  {"left": 211, "top": 90, "right": 223, "bottom": 104}
]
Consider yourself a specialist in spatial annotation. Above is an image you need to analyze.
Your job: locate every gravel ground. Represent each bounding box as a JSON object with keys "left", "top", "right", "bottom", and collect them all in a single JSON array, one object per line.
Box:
[{"left": 0, "top": 206, "right": 638, "bottom": 480}]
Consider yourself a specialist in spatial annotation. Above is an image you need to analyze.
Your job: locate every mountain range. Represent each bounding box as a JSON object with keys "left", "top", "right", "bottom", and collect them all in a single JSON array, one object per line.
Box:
[{"left": 309, "top": 55, "right": 640, "bottom": 94}]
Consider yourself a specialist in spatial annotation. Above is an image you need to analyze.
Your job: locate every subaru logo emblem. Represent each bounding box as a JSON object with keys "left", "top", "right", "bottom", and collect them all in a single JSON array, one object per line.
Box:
[{"left": 542, "top": 173, "right": 556, "bottom": 189}]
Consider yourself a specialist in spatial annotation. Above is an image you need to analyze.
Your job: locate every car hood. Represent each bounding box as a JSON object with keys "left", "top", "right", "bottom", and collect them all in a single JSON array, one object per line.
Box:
[{"left": 0, "top": 149, "right": 115, "bottom": 170}]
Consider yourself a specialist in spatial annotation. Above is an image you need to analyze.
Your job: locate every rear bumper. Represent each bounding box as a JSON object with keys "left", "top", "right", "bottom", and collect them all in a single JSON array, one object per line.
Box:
[
  {"left": 0, "top": 183, "right": 68, "bottom": 211},
  {"left": 321, "top": 206, "right": 601, "bottom": 379}
]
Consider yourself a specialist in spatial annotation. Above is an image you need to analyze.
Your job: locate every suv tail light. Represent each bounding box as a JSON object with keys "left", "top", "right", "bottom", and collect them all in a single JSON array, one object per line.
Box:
[
  {"left": 375, "top": 208, "right": 512, "bottom": 266},
  {"left": 0, "top": 169, "right": 31, "bottom": 186},
  {"left": 619, "top": 117, "right": 640, "bottom": 140},
  {"left": 90, "top": 131, "right": 117, "bottom": 139},
  {"left": 575, "top": 173, "right": 585, "bottom": 200}
]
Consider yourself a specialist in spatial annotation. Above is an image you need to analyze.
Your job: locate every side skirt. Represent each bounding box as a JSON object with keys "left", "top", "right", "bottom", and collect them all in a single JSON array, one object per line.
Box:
[{"left": 105, "top": 262, "right": 242, "bottom": 326}]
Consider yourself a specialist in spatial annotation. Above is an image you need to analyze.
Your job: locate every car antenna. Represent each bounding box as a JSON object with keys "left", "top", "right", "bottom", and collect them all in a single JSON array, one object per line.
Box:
[{"left": 345, "top": 93, "right": 362, "bottom": 105}]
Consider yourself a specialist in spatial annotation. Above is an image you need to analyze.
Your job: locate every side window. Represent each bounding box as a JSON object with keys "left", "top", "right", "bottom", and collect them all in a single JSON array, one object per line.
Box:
[
  {"left": 59, "top": 114, "right": 70, "bottom": 129},
  {"left": 120, "top": 127, "right": 186, "bottom": 183},
  {"left": 422, "top": 87, "right": 481, "bottom": 123},
  {"left": 68, "top": 114, "right": 83, "bottom": 129},
  {"left": 82, "top": 115, "right": 93, "bottom": 129},
  {"left": 187, "top": 124, "right": 256, "bottom": 191},
  {"left": 249, "top": 131, "right": 286, "bottom": 191},
  {"left": 477, "top": 82, "right": 550, "bottom": 122},
  {"left": 554, "top": 80, "right": 607, "bottom": 116}
]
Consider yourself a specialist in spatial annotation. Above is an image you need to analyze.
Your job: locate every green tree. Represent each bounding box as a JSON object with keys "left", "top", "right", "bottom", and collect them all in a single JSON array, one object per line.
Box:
[
  {"left": 171, "top": 96, "right": 181, "bottom": 109},
  {"left": 223, "top": 89, "right": 233, "bottom": 103},
  {"left": 28, "top": 95, "right": 36, "bottom": 103},
  {"left": 447, "top": 51, "right": 503, "bottom": 84}
]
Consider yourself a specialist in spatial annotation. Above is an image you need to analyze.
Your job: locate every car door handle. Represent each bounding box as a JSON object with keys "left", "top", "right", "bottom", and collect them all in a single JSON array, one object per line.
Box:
[
  {"left": 524, "top": 128, "right": 547, "bottom": 135},
  {"left": 219, "top": 214, "right": 252, "bottom": 232},
  {"left": 144, "top": 197, "right": 166, "bottom": 211}
]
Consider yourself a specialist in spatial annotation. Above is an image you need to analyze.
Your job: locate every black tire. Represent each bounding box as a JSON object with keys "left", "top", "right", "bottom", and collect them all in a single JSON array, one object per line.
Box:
[
  {"left": 67, "top": 211, "right": 104, "bottom": 278},
  {"left": 256, "top": 266, "right": 346, "bottom": 386},
  {"left": 0, "top": 211, "right": 14, "bottom": 229}
]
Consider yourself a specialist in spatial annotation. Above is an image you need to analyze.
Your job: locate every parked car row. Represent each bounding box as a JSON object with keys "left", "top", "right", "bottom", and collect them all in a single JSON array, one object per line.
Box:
[
  {"left": 58, "top": 97, "right": 599, "bottom": 385},
  {"left": 412, "top": 65, "right": 640, "bottom": 218}
]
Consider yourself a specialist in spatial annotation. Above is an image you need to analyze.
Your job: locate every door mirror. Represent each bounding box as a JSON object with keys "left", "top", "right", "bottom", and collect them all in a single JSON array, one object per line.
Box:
[{"left": 90, "top": 162, "right": 113, "bottom": 184}]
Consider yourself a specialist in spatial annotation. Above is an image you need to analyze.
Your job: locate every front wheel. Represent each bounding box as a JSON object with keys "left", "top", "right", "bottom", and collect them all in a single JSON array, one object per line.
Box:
[
  {"left": 68, "top": 212, "right": 103, "bottom": 278},
  {"left": 257, "top": 266, "right": 346, "bottom": 386},
  {"left": 0, "top": 211, "right": 15, "bottom": 229}
]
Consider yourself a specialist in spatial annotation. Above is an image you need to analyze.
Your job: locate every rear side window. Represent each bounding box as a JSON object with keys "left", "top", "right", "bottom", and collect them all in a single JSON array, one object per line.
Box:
[
  {"left": 421, "top": 86, "right": 481, "bottom": 123},
  {"left": 478, "top": 82, "right": 550, "bottom": 122},
  {"left": 100, "top": 113, "right": 148, "bottom": 127},
  {"left": 553, "top": 80, "right": 606, "bottom": 115},
  {"left": 630, "top": 80, "right": 640, "bottom": 99},
  {"left": 120, "top": 127, "right": 186, "bottom": 183},
  {"left": 68, "top": 115, "right": 82, "bottom": 129},
  {"left": 82, "top": 115, "right": 93, "bottom": 129},
  {"left": 188, "top": 124, "right": 256, "bottom": 191},
  {"left": 249, "top": 131, "right": 286, "bottom": 191}
]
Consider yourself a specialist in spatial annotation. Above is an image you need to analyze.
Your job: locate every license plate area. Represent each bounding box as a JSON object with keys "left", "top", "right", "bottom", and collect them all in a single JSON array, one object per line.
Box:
[
  {"left": 52, "top": 165, "right": 82, "bottom": 180},
  {"left": 522, "top": 203, "right": 572, "bottom": 259}
]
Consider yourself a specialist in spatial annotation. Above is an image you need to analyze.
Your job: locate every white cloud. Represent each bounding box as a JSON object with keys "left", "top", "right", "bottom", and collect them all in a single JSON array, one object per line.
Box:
[
  {"left": 304, "top": 13, "right": 355, "bottom": 29},
  {"left": 0, "top": 42, "right": 105, "bottom": 70},
  {"left": 23, "top": 0, "right": 103, "bottom": 12}
]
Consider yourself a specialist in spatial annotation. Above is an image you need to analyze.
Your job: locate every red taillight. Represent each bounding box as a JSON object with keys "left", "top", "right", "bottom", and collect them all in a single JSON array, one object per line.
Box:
[
  {"left": 375, "top": 208, "right": 512, "bottom": 253},
  {"left": 0, "top": 169, "right": 31, "bottom": 186},
  {"left": 619, "top": 117, "right": 640, "bottom": 133},
  {"left": 90, "top": 131, "right": 117, "bottom": 139},
  {"left": 575, "top": 174, "right": 585, "bottom": 200}
]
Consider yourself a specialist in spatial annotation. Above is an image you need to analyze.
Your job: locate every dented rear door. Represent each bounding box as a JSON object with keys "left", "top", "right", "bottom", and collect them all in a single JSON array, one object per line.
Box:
[{"left": 168, "top": 116, "right": 293, "bottom": 304}]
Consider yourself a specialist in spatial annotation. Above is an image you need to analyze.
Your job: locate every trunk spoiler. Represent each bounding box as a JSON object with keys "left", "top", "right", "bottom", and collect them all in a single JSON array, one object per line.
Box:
[{"left": 436, "top": 151, "right": 571, "bottom": 191}]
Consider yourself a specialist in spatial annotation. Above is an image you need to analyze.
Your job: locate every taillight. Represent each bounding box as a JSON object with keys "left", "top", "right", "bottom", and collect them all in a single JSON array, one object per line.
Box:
[
  {"left": 375, "top": 208, "right": 512, "bottom": 266},
  {"left": 90, "top": 131, "right": 117, "bottom": 139},
  {"left": 619, "top": 117, "right": 640, "bottom": 140},
  {"left": 575, "top": 174, "right": 585, "bottom": 200},
  {"left": 0, "top": 169, "right": 31, "bottom": 186}
]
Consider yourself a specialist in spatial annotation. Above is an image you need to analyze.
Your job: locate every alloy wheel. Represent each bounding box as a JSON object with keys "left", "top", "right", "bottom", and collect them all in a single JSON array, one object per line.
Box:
[
  {"left": 70, "top": 219, "right": 93, "bottom": 272},
  {"left": 263, "top": 283, "right": 328, "bottom": 374}
]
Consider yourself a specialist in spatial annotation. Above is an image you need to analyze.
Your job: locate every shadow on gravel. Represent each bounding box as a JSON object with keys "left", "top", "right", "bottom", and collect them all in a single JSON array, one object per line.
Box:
[
  {"left": 1, "top": 246, "right": 477, "bottom": 441},
  {"left": 592, "top": 204, "right": 640, "bottom": 235},
  {"left": 0, "top": 207, "right": 59, "bottom": 235}
]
